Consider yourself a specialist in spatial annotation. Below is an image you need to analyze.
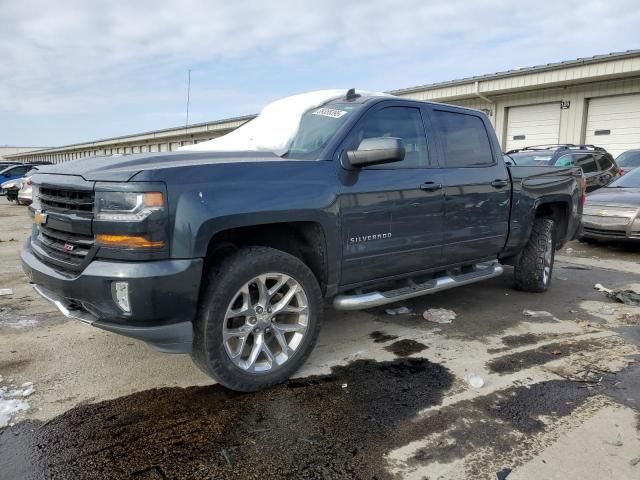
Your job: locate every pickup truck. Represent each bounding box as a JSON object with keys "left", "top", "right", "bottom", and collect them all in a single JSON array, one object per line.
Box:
[{"left": 22, "top": 90, "right": 584, "bottom": 391}]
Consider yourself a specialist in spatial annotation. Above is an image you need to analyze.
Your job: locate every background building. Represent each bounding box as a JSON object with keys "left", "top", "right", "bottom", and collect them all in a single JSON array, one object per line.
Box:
[
  {"left": 1, "top": 146, "right": 50, "bottom": 161},
  {"left": 6, "top": 49, "right": 640, "bottom": 164}
]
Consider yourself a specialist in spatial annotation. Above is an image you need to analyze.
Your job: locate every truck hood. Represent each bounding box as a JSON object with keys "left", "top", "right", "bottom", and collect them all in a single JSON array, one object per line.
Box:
[
  {"left": 587, "top": 187, "right": 640, "bottom": 206},
  {"left": 35, "top": 151, "right": 283, "bottom": 182}
]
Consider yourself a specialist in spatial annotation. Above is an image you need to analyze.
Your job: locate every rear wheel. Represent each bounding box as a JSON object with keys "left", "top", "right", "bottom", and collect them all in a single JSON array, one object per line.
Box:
[
  {"left": 514, "top": 217, "right": 556, "bottom": 292},
  {"left": 192, "top": 246, "right": 323, "bottom": 391}
]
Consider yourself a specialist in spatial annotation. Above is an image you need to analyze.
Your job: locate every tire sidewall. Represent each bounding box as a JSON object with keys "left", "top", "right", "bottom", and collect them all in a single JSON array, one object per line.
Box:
[
  {"left": 543, "top": 231, "right": 555, "bottom": 289},
  {"left": 196, "top": 248, "right": 323, "bottom": 391}
]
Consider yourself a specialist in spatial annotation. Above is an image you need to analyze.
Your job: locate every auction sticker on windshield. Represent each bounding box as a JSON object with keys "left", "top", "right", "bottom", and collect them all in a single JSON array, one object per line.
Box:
[{"left": 312, "top": 108, "right": 348, "bottom": 119}]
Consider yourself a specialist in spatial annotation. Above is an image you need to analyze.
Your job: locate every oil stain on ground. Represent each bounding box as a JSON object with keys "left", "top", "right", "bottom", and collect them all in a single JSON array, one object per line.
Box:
[
  {"left": 384, "top": 339, "right": 428, "bottom": 356},
  {"left": 487, "top": 339, "right": 603, "bottom": 374},
  {"left": 403, "top": 379, "right": 591, "bottom": 476},
  {"left": 487, "top": 332, "right": 578, "bottom": 354},
  {"left": 0, "top": 358, "right": 454, "bottom": 480},
  {"left": 369, "top": 330, "right": 399, "bottom": 343}
]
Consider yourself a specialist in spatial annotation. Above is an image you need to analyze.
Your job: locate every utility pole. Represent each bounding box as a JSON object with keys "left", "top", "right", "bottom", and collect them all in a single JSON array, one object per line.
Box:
[{"left": 185, "top": 69, "right": 191, "bottom": 130}]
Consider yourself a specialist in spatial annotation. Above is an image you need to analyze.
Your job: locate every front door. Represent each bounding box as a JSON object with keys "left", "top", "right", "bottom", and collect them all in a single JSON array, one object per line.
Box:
[{"left": 337, "top": 103, "right": 445, "bottom": 286}]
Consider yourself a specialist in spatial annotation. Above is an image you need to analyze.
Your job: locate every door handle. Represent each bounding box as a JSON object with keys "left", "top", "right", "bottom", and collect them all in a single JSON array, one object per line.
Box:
[
  {"left": 491, "top": 179, "right": 509, "bottom": 188},
  {"left": 420, "top": 182, "right": 443, "bottom": 192}
]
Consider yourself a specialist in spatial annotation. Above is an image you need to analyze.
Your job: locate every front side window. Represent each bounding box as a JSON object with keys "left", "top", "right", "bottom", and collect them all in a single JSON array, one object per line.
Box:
[
  {"left": 345, "top": 107, "right": 428, "bottom": 168},
  {"left": 432, "top": 110, "right": 494, "bottom": 167}
]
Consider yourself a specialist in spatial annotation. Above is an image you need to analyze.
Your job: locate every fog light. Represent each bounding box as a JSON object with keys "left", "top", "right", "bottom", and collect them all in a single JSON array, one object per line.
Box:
[{"left": 112, "top": 281, "right": 131, "bottom": 313}]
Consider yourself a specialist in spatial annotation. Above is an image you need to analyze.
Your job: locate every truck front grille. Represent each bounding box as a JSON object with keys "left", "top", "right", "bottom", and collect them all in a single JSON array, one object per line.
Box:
[
  {"left": 39, "top": 186, "right": 94, "bottom": 212},
  {"left": 36, "top": 226, "right": 95, "bottom": 268}
]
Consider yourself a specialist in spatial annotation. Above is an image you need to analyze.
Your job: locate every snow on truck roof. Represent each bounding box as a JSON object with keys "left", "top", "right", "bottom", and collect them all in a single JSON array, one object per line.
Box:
[{"left": 180, "top": 89, "right": 389, "bottom": 156}]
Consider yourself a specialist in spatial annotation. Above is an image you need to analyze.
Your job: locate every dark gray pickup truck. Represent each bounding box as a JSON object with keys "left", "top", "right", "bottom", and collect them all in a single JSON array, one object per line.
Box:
[{"left": 22, "top": 90, "right": 585, "bottom": 391}]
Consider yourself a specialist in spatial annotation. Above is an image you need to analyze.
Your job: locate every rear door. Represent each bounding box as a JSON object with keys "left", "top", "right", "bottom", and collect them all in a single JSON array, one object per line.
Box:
[
  {"left": 429, "top": 106, "right": 511, "bottom": 265},
  {"left": 338, "top": 103, "right": 445, "bottom": 285}
]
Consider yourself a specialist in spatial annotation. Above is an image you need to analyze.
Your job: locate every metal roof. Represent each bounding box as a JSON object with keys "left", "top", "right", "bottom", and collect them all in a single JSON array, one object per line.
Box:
[{"left": 389, "top": 49, "right": 640, "bottom": 95}]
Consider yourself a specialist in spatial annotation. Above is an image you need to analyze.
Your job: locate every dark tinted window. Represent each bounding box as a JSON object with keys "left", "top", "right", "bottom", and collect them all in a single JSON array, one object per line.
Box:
[
  {"left": 346, "top": 107, "right": 428, "bottom": 168},
  {"left": 432, "top": 110, "right": 494, "bottom": 167},
  {"left": 4, "top": 165, "right": 29, "bottom": 176},
  {"left": 596, "top": 154, "right": 613, "bottom": 171},
  {"left": 555, "top": 153, "right": 598, "bottom": 173}
]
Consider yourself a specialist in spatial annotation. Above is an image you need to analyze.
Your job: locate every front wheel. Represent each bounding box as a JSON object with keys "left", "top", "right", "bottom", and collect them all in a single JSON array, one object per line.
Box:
[
  {"left": 514, "top": 217, "right": 556, "bottom": 292},
  {"left": 192, "top": 246, "right": 323, "bottom": 391}
]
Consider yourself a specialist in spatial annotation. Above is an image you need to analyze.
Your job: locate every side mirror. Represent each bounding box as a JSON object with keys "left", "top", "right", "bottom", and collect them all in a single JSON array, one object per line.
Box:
[{"left": 344, "top": 137, "right": 405, "bottom": 168}]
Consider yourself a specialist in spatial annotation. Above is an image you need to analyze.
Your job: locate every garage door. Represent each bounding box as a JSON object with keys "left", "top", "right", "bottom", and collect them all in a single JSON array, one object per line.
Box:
[
  {"left": 505, "top": 103, "right": 561, "bottom": 151},
  {"left": 585, "top": 94, "right": 640, "bottom": 157}
]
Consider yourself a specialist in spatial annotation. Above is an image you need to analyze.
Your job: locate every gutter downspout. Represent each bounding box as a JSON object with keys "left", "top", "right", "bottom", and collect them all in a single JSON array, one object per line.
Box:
[{"left": 474, "top": 81, "right": 493, "bottom": 105}]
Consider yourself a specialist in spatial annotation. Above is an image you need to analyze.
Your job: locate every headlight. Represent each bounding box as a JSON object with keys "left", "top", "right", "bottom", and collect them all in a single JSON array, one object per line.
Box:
[{"left": 94, "top": 191, "right": 165, "bottom": 221}]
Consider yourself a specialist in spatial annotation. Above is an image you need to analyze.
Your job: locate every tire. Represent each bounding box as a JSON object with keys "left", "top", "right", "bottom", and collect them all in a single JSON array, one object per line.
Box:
[
  {"left": 191, "top": 246, "right": 323, "bottom": 392},
  {"left": 514, "top": 217, "right": 556, "bottom": 293}
]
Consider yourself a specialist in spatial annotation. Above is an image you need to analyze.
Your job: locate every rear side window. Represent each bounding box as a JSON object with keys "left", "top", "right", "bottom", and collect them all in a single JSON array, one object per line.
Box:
[
  {"left": 432, "top": 110, "right": 494, "bottom": 167},
  {"left": 6, "top": 166, "right": 29, "bottom": 176},
  {"left": 595, "top": 154, "right": 613, "bottom": 171},
  {"left": 556, "top": 154, "right": 597, "bottom": 173}
]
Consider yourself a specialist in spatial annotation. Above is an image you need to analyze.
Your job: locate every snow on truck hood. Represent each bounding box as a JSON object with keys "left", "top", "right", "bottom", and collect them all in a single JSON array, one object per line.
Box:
[{"left": 180, "top": 89, "right": 389, "bottom": 157}]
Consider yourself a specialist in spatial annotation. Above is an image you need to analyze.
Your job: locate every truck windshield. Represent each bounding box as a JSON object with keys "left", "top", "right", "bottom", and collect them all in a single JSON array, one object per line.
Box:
[
  {"left": 509, "top": 152, "right": 554, "bottom": 166},
  {"left": 286, "top": 103, "right": 359, "bottom": 159}
]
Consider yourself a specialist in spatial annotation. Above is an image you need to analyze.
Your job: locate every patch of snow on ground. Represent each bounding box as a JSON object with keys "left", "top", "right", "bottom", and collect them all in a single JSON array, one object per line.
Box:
[
  {"left": 0, "top": 318, "right": 40, "bottom": 329},
  {"left": 0, "top": 375, "right": 33, "bottom": 427}
]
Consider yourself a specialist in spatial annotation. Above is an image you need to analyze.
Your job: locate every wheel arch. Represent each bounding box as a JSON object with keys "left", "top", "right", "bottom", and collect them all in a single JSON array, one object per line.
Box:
[{"left": 199, "top": 217, "right": 334, "bottom": 296}]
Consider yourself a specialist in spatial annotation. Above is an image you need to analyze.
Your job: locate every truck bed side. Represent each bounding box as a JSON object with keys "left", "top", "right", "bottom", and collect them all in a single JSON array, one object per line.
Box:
[{"left": 502, "top": 165, "right": 583, "bottom": 258}]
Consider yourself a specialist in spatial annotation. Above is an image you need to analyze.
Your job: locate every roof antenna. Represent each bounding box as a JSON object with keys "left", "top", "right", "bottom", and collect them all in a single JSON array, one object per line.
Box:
[{"left": 345, "top": 88, "right": 360, "bottom": 100}]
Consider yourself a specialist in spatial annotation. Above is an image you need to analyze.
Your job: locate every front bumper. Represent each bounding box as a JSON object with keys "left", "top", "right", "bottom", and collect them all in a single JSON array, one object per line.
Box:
[
  {"left": 22, "top": 239, "right": 203, "bottom": 353},
  {"left": 582, "top": 211, "right": 640, "bottom": 241}
]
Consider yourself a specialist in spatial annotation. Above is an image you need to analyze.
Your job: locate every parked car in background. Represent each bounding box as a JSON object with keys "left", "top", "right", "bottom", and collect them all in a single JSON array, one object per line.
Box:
[
  {"left": 1, "top": 166, "right": 41, "bottom": 204},
  {"left": 0, "top": 164, "right": 38, "bottom": 191},
  {"left": 17, "top": 168, "right": 40, "bottom": 205},
  {"left": 0, "top": 161, "right": 20, "bottom": 170},
  {"left": 507, "top": 144, "right": 619, "bottom": 192},
  {"left": 1, "top": 177, "right": 22, "bottom": 202},
  {"left": 615, "top": 149, "right": 640, "bottom": 175},
  {"left": 581, "top": 166, "right": 640, "bottom": 242}
]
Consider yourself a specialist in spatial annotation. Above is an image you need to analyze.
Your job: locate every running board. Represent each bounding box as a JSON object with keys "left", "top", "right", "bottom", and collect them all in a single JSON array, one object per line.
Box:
[{"left": 333, "top": 261, "right": 503, "bottom": 311}]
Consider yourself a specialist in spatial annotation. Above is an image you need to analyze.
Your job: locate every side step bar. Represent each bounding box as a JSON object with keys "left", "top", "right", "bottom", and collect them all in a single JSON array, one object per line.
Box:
[{"left": 333, "top": 261, "right": 503, "bottom": 311}]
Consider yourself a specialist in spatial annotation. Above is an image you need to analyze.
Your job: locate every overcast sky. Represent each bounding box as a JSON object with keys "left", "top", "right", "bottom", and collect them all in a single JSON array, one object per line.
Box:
[{"left": 1, "top": 0, "right": 639, "bottom": 147}]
